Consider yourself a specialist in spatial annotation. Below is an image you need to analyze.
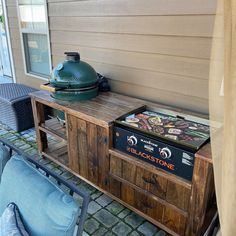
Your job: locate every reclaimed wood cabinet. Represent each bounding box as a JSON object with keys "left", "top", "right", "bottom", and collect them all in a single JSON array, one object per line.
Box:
[{"left": 30, "top": 91, "right": 216, "bottom": 236}]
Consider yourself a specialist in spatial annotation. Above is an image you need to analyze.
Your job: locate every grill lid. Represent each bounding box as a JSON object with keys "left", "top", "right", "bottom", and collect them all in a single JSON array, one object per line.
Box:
[{"left": 50, "top": 52, "right": 98, "bottom": 89}]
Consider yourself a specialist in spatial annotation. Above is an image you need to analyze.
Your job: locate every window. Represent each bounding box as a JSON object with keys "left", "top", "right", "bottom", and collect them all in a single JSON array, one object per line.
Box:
[{"left": 17, "top": 0, "right": 51, "bottom": 79}]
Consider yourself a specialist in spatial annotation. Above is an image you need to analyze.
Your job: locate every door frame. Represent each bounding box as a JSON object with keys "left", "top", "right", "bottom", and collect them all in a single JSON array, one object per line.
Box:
[
  {"left": 1, "top": 0, "right": 16, "bottom": 82},
  {"left": 0, "top": 49, "right": 3, "bottom": 76}
]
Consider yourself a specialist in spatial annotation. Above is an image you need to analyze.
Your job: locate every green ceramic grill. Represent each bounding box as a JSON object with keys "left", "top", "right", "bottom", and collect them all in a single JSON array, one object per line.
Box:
[{"left": 48, "top": 52, "right": 98, "bottom": 101}]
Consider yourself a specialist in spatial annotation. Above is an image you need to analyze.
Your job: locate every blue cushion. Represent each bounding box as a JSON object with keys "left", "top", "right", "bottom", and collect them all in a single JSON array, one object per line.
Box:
[
  {"left": 0, "top": 144, "right": 10, "bottom": 182},
  {"left": 0, "top": 202, "right": 29, "bottom": 236},
  {"left": 0, "top": 155, "right": 80, "bottom": 236}
]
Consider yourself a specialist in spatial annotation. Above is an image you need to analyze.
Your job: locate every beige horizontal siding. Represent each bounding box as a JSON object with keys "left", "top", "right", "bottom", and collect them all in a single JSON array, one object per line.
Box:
[
  {"left": 8, "top": 17, "right": 18, "bottom": 28},
  {"left": 51, "top": 44, "right": 210, "bottom": 80},
  {"left": 6, "top": 0, "right": 16, "bottom": 7},
  {"left": 50, "top": 15, "right": 215, "bottom": 37},
  {"left": 52, "top": 55, "right": 209, "bottom": 99},
  {"left": 109, "top": 80, "right": 209, "bottom": 114},
  {"left": 50, "top": 31, "right": 212, "bottom": 59},
  {"left": 7, "top": 6, "right": 17, "bottom": 17},
  {"left": 9, "top": 28, "right": 20, "bottom": 40},
  {"left": 5, "top": 0, "right": 217, "bottom": 114},
  {"left": 48, "top": 0, "right": 217, "bottom": 15}
]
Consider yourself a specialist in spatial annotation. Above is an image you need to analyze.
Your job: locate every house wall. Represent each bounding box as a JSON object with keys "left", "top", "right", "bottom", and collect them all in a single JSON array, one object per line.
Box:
[{"left": 6, "top": 0, "right": 217, "bottom": 114}]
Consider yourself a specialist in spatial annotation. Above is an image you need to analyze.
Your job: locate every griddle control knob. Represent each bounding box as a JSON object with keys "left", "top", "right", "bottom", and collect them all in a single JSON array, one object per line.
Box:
[
  {"left": 160, "top": 147, "right": 172, "bottom": 159},
  {"left": 127, "top": 135, "right": 138, "bottom": 146}
]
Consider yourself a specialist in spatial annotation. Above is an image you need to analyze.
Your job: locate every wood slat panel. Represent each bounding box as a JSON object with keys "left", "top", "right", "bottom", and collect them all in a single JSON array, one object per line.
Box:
[
  {"left": 163, "top": 206, "right": 187, "bottom": 235},
  {"left": 134, "top": 190, "right": 164, "bottom": 222},
  {"left": 109, "top": 177, "right": 122, "bottom": 199},
  {"left": 50, "top": 15, "right": 215, "bottom": 37},
  {"left": 48, "top": 0, "right": 217, "bottom": 16},
  {"left": 50, "top": 31, "right": 212, "bottom": 59},
  {"left": 166, "top": 181, "right": 191, "bottom": 211},
  {"left": 97, "top": 126, "right": 109, "bottom": 189},
  {"left": 51, "top": 45, "right": 210, "bottom": 80},
  {"left": 77, "top": 118, "right": 89, "bottom": 178},
  {"left": 87, "top": 122, "right": 99, "bottom": 184},
  {"left": 135, "top": 166, "right": 167, "bottom": 200},
  {"left": 67, "top": 114, "right": 79, "bottom": 172},
  {"left": 110, "top": 155, "right": 122, "bottom": 177}
]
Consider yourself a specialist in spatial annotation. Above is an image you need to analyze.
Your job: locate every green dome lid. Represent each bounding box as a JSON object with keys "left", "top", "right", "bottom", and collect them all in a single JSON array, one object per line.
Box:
[{"left": 50, "top": 52, "right": 98, "bottom": 88}]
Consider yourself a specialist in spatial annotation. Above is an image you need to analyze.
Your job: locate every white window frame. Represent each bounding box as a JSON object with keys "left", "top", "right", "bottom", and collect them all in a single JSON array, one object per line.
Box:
[
  {"left": 16, "top": 0, "right": 52, "bottom": 81},
  {"left": 1, "top": 0, "right": 16, "bottom": 82}
]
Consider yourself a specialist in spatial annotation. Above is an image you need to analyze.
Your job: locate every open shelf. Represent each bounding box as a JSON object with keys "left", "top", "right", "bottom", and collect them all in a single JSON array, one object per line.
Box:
[
  {"left": 39, "top": 118, "right": 67, "bottom": 141},
  {"left": 42, "top": 141, "right": 69, "bottom": 168}
]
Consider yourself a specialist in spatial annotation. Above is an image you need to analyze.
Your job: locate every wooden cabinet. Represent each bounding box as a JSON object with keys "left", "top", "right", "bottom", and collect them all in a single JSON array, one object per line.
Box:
[
  {"left": 30, "top": 91, "right": 216, "bottom": 236},
  {"left": 67, "top": 114, "right": 109, "bottom": 189}
]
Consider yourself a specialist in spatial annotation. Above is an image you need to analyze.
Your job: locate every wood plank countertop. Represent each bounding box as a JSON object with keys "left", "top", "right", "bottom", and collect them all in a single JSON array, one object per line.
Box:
[{"left": 29, "top": 90, "right": 146, "bottom": 127}]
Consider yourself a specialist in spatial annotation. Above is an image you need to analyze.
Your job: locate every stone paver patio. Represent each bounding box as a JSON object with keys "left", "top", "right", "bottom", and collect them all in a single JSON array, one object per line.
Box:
[{"left": 0, "top": 122, "right": 168, "bottom": 236}]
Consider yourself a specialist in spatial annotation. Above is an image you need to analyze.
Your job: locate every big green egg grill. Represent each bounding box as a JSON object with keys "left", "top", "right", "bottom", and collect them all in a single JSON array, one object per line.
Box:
[
  {"left": 41, "top": 52, "right": 99, "bottom": 121},
  {"left": 48, "top": 52, "right": 98, "bottom": 101}
]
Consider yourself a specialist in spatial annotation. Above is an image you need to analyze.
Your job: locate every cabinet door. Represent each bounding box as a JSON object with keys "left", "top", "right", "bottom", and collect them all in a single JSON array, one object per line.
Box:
[{"left": 67, "top": 114, "right": 109, "bottom": 189}]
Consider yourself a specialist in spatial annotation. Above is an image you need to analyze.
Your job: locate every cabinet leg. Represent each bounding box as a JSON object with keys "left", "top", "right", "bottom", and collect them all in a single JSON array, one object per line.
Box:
[
  {"left": 185, "top": 157, "right": 214, "bottom": 236},
  {"left": 31, "top": 99, "right": 48, "bottom": 153}
]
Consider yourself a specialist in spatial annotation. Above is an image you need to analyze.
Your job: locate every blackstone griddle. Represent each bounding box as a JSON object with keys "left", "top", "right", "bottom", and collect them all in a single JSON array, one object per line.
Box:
[{"left": 113, "top": 106, "right": 210, "bottom": 181}]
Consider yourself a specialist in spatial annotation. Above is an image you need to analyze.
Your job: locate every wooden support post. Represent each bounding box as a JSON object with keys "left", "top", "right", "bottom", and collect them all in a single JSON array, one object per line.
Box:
[
  {"left": 31, "top": 99, "right": 48, "bottom": 153},
  {"left": 185, "top": 156, "right": 214, "bottom": 236}
]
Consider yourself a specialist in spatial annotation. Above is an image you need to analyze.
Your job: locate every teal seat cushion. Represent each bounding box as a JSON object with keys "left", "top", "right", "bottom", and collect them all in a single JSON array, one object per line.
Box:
[
  {"left": 0, "top": 144, "right": 10, "bottom": 182},
  {"left": 0, "top": 155, "right": 80, "bottom": 236}
]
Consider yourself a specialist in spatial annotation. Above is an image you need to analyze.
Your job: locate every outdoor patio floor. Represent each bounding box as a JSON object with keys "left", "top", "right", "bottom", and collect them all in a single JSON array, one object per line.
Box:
[{"left": 0, "top": 122, "right": 168, "bottom": 236}]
